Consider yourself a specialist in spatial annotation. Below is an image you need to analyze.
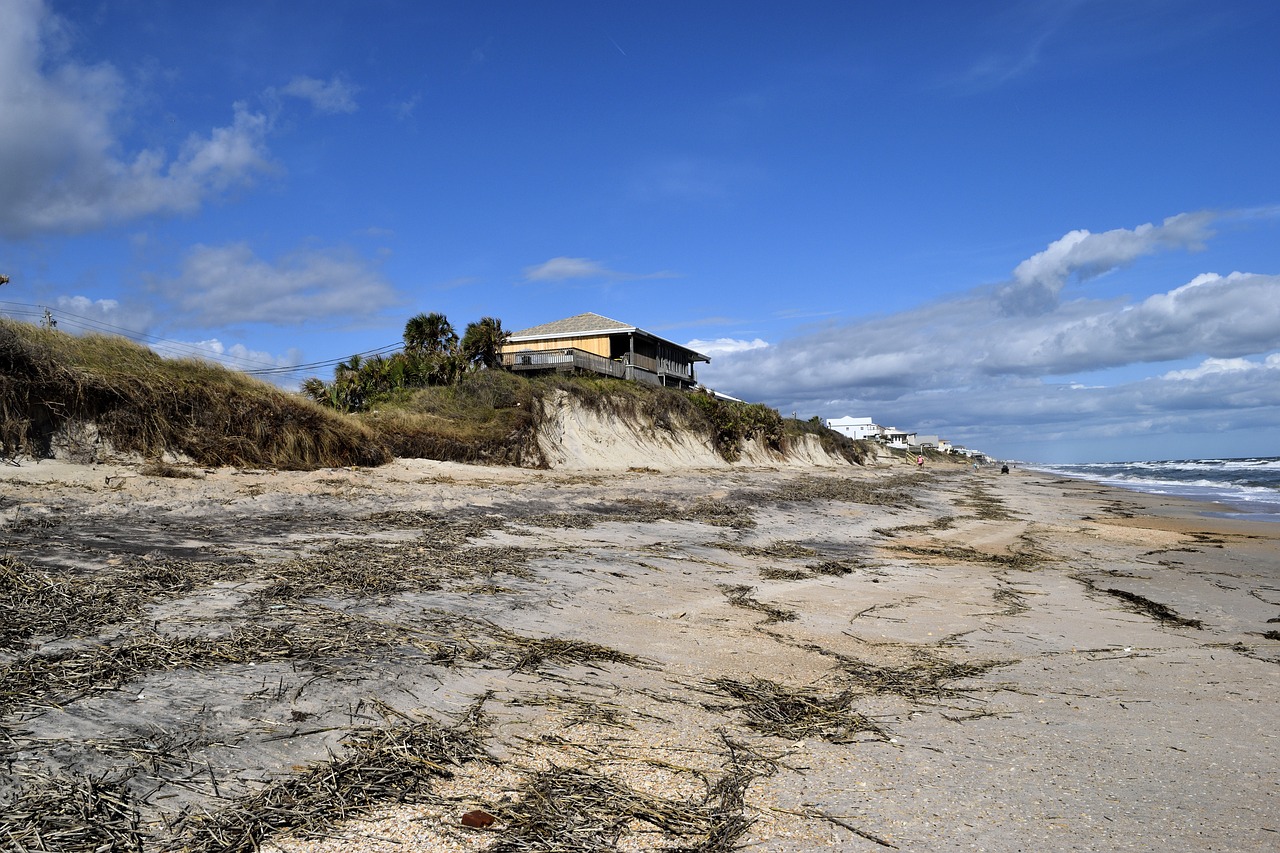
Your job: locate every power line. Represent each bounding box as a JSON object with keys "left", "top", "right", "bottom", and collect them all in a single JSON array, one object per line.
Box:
[{"left": 0, "top": 299, "right": 403, "bottom": 381}]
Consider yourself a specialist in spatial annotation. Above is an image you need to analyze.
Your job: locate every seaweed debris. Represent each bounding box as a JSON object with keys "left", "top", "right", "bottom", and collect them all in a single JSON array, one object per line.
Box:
[
  {"left": 716, "top": 541, "right": 817, "bottom": 559},
  {"left": 0, "top": 554, "right": 241, "bottom": 651},
  {"left": 2, "top": 770, "right": 143, "bottom": 853},
  {"left": 171, "top": 702, "right": 491, "bottom": 853},
  {"left": 708, "top": 677, "right": 885, "bottom": 743},
  {"left": 1097, "top": 586, "right": 1203, "bottom": 629},
  {"left": 767, "top": 475, "right": 919, "bottom": 507},
  {"left": 0, "top": 610, "right": 451, "bottom": 718},
  {"left": 719, "top": 584, "right": 797, "bottom": 625}
]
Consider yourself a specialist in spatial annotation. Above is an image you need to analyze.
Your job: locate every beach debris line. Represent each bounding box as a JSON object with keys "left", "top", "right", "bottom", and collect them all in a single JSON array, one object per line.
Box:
[
  {"left": 765, "top": 474, "right": 921, "bottom": 507},
  {"left": 1091, "top": 584, "right": 1204, "bottom": 629},
  {"left": 719, "top": 583, "right": 798, "bottom": 625},
  {"left": 886, "top": 541, "right": 1043, "bottom": 571}
]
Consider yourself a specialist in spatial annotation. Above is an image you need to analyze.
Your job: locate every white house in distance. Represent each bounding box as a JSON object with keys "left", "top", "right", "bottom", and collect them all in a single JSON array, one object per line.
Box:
[
  {"left": 825, "top": 416, "right": 880, "bottom": 441},
  {"left": 825, "top": 416, "right": 970, "bottom": 455}
]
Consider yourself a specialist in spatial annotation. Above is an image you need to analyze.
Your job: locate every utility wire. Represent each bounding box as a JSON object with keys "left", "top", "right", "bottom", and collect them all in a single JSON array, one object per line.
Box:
[{"left": 0, "top": 299, "right": 403, "bottom": 381}]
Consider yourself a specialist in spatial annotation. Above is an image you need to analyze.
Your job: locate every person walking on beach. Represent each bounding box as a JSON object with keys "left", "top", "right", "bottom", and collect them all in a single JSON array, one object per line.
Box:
[{"left": 917, "top": 454, "right": 925, "bottom": 468}]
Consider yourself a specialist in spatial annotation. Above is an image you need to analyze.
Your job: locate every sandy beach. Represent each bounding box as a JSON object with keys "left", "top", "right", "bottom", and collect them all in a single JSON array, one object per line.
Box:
[{"left": 2, "top": 455, "right": 1277, "bottom": 852}]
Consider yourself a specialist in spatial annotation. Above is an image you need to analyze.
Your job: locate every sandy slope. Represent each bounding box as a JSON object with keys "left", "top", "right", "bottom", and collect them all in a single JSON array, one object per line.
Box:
[{"left": 1, "top": 456, "right": 1277, "bottom": 852}]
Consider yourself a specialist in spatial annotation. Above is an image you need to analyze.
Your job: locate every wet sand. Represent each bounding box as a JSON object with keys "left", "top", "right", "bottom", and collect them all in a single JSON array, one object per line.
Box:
[{"left": 1, "top": 458, "right": 1277, "bottom": 851}]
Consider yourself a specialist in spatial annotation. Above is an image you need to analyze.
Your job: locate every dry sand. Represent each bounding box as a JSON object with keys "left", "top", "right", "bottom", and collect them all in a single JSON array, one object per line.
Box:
[{"left": 1, "top": 454, "right": 1277, "bottom": 852}]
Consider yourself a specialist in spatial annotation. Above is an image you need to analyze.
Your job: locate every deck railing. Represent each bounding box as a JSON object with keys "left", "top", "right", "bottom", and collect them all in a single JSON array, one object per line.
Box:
[
  {"left": 502, "top": 347, "right": 696, "bottom": 384},
  {"left": 502, "top": 348, "right": 626, "bottom": 379}
]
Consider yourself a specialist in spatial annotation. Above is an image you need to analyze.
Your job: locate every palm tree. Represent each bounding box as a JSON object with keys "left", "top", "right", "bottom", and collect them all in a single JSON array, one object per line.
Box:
[
  {"left": 300, "top": 377, "right": 330, "bottom": 404},
  {"left": 403, "top": 312, "right": 458, "bottom": 356},
  {"left": 460, "top": 316, "right": 510, "bottom": 370}
]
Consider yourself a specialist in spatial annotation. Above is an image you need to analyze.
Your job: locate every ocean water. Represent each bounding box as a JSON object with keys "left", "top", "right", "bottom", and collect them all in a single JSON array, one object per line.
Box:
[{"left": 1028, "top": 456, "right": 1280, "bottom": 522}]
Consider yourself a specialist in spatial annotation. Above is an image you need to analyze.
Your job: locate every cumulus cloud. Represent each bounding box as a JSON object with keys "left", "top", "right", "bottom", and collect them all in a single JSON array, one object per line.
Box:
[
  {"left": 522, "top": 256, "right": 678, "bottom": 282},
  {"left": 0, "top": 0, "right": 273, "bottom": 237},
  {"left": 699, "top": 212, "right": 1280, "bottom": 454},
  {"left": 154, "top": 242, "right": 401, "bottom": 327},
  {"left": 181, "top": 338, "right": 302, "bottom": 371},
  {"left": 995, "top": 212, "right": 1213, "bottom": 315},
  {"left": 278, "top": 75, "right": 360, "bottom": 114},
  {"left": 55, "top": 294, "right": 121, "bottom": 318},
  {"left": 684, "top": 337, "right": 769, "bottom": 357}
]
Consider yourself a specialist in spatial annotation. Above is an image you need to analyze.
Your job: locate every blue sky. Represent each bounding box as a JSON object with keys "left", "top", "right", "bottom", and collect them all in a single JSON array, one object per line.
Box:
[{"left": 2, "top": 0, "right": 1278, "bottom": 463}]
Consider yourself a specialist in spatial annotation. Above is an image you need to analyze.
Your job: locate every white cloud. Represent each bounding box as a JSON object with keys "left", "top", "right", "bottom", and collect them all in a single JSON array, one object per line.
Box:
[
  {"left": 522, "top": 256, "right": 678, "bottom": 282},
  {"left": 0, "top": 0, "right": 273, "bottom": 237},
  {"left": 56, "top": 295, "right": 120, "bottom": 317},
  {"left": 524, "top": 257, "right": 611, "bottom": 281},
  {"left": 684, "top": 337, "right": 769, "bottom": 357},
  {"left": 698, "top": 212, "right": 1280, "bottom": 456},
  {"left": 181, "top": 338, "right": 301, "bottom": 371},
  {"left": 996, "top": 212, "right": 1213, "bottom": 315},
  {"left": 155, "top": 242, "right": 401, "bottom": 327},
  {"left": 1162, "top": 356, "right": 1270, "bottom": 382},
  {"left": 279, "top": 75, "right": 360, "bottom": 115}
]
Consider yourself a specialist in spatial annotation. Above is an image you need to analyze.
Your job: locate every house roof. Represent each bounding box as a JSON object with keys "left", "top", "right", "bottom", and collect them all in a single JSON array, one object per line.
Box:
[
  {"left": 510, "top": 312, "right": 636, "bottom": 338},
  {"left": 508, "top": 312, "right": 710, "bottom": 362}
]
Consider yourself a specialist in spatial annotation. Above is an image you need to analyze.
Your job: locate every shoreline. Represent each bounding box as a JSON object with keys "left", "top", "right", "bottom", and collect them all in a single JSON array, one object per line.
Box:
[
  {"left": 2, "top": 459, "right": 1277, "bottom": 851},
  {"left": 1023, "top": 460, "right": 1280, "bottom": 525}
]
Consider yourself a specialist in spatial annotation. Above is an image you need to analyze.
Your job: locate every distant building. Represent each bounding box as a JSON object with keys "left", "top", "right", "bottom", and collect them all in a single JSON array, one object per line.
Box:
[
  {"left": 880, "top": 428, "right": 915, "bottom": 449},
  {"left": 500, "top": 312, "right": 709, "bottom": 390},
  {"left": 825, "top": 416, "right": 880, "bottom": 441}
]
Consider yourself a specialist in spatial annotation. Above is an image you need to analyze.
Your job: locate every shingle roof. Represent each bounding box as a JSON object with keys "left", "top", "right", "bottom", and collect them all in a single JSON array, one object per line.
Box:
[
  {"left": 509, "top": 312, "right": 636, "bottom": 338},
  {"left": 508, "top": 312, "right": 709, "bottom": 362}
]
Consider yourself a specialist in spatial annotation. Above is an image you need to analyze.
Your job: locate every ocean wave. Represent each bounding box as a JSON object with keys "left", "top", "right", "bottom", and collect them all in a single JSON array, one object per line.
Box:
[{"left": 1028, "top": 456, "right": 1280, "bottom": 519}]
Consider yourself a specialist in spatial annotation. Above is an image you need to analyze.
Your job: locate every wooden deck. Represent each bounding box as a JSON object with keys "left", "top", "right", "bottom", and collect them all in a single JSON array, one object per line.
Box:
[{"left": 502, "top": 347, "right": 696, "bottom": 387}]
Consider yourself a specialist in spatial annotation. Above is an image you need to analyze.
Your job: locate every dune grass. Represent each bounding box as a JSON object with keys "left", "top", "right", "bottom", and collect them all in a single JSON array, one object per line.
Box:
[
  {"left": 2, "top": 318, "right": 869, "bottom": 469},
  {"left": 1, "top": 319, "right": 388, "bottom": 469}
]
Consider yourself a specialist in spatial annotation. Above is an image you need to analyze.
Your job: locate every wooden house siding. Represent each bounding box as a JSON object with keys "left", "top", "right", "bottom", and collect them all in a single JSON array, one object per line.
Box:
[{"left": 501, "top": 312, "right": 709, "bottom": 390}]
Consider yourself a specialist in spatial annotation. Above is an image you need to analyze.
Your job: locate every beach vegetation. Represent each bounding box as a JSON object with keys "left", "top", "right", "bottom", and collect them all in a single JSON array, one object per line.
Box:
[
  {"left": 2, "top": 314, "right": 870, "bottom": 469},
  {"left": 0, "top": 317, "right": 389, "bottom": 470}
]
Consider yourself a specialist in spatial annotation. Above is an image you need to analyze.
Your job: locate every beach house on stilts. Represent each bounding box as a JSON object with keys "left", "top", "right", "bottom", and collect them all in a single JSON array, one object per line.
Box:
[{"left": 500, "top": 312, "right": 709, "bottom": 390}]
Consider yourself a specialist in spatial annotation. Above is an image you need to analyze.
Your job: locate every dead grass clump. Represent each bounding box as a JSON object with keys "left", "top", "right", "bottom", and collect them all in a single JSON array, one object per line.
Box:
[
  {"left": 709, "top": 677, "right": 884, "bottom": 743},
  {"left": 364, "top": 510, "right": 510, "bottom": 545},
  {"left": 758, "top": 567, "right": 810, "bottom": 581},
  {"left": 173, "top": 705, "right": 491, "bottom": 853},
  {"left": 510, "top": 694, "right": 635, "bottom": 729},
  {"left": 3, "top": 770, "right": 143, "bottom": 852},
  {"left": 888, "top": 543, "right": 1041, "bottom": 571},
  {"left": 138, "top": 459, "right": 205, "bottom": 479},
  {"left": 614, "top": 497, "right": 758, "bottom": 530},
  {"left": 261, "top": 537, "right": 532, "bottom": 599},
  {"left": 719, "top": 584, "right": 798, "bottom": 624},
  {"left": 835, "top": 653, "right": 1010, "bottom": 700},
  {"left": 956, "top": 485, "right": 1017, "bottom": 520},
  {"left": 875, "top": 516, "right": 957, "bottom": 537},
  {"left": 0, "top": 611, "right": 448, "bottom": 718},
  {"left": 488, "top": 765, "right": 716, "bottom": 853},
  {"left": 1097, "top": 586, "right": 1203, "bottom": 628},
  {"left": 768, "top": 475, "right": 919, "bottom": 507},
  {"left": 808, "top": 559, "right": 864, "bottom": 576},
  {"left": 716, "top": 541, "right": 817, "bottom": 559},
  {"left": 0, "top": 554, "right": 236, "bottom": 651},
  {"left": 490, "top": 635, "right": 643, "bottom": 674}
]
